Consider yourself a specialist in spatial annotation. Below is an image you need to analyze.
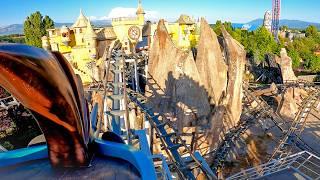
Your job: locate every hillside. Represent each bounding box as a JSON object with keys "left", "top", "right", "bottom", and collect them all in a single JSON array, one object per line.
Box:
[
  {"left": 247, "top": 19, "right": 320, "bottom": 30},
  {"left": 0, "top": 20, "right": 111, "bottom": 35}
]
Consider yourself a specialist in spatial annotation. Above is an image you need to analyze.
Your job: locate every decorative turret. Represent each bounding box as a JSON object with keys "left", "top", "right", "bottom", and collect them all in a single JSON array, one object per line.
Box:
[
  {"left": 73, "top": 9, "right": 89, "bottom": 45},
  {"left": 136, "top": 0, "right": 145, "bottom": 15},
  {"left": 136, "top": 0, "right": 145, "bottom": 25},
  {"left": 84, "top": 20, "right": 97, "bottom": 41},
  {"left": 84, "top": 19, "right": 97, "bottom": 59},
  {"left": 72, "top": 9, "right": 89, "bottom": 28}
]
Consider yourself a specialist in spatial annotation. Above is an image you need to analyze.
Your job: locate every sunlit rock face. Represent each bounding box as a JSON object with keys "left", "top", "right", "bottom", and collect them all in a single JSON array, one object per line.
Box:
[
  {"left": 221, "top": 27, "right": 246, "bottom": 128},
  {"left": 205, "top": 27, "right": 246, "bottom": 151},
  {"left": 146, "top": 19, "right": 210, "bottom": 131},
  {"left": 278, "top": 87, "right": 299, "bottom": 121},
  {"left": 147, "top": 20, "right": 246, "bottom": 150},
  {"left": 276, "top": 48, "right": 298, "bottom": 83},
  {"left": 196, "top": 18, "right": 228, "bottom": 105},
  {"left": 263, "top": 11, "right": 272, "bottom": 32},
  {"left": 0, "top": 44, "right": 91, "bottom": 167}
]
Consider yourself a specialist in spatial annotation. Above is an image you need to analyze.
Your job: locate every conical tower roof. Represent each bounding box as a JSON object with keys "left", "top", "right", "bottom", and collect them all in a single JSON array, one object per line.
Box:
[
  {"left": 72, "top": 9, "right": 89, "bottom": 28},
  {"left": 136, "top": 0, "right": 145, "bottom": 15},
  {"left": 84, "top": 19, "right": 97, "bottom": 39},
  {"left": 176, "top": 15, "right": 195, "bottom": 25}
]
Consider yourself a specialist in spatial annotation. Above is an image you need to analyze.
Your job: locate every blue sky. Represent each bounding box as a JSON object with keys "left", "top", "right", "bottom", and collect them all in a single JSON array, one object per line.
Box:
[{"left": 0, "top": 0, "right": 319, "bottom": 26}]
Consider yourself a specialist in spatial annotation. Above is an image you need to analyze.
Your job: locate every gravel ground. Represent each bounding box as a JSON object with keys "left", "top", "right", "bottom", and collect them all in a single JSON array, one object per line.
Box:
[{"left": 0, "top": 87, "right": 42, "bottom": 150}]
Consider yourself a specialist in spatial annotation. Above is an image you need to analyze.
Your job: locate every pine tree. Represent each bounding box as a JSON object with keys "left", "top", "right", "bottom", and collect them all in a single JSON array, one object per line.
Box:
[
  {"left": 23, "top": 11, "right": 54, "bottom": 48},
  {"left": 305, "top": 25, "right": 318, "bottom": 37},
  {"left": 43, "top": 15, "right": 54, "bottom": 31}
]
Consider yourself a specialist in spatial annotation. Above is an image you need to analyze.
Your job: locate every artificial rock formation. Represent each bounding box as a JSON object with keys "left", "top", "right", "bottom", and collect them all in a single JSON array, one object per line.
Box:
[
  {"left": 278, "top": 87, "right": 299, "bottom": 120},
  {"left": 206, "top": 27, "right": 246, "bottom": 150},
  {"left": 146, "top": 19, "right": 246, "bottom": 153},
  {"left": 221, "top": 27, "right": 246, "bottom": 128},
  {"left": 276, "top": 48, "right": 298, "bottom": 83},
  {"left": 196, "top": 18, "right": 228, "bottom": 105},
  {"left": 146, "top": 19, "right": 210, "bottom": 131}
]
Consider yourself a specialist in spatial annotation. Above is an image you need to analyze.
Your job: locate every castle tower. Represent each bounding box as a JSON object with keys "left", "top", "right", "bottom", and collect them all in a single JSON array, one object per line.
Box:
[
  {"left": 84, "top": 19, "right": 97, "bottom": 59},
  {"left": 72, "top": 9, "right": 89, "bottom": 45},
  {"left": 136, "top": 0, "right": 145, "bottom": 25}
]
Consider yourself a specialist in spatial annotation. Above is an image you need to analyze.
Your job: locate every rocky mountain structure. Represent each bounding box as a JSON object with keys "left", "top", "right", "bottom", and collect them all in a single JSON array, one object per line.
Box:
[
  {"left": 146, "top": 19, "right": 210, "bottom": 131},
  {"left": 220, "top": 27, "right": 246, "bottom": 128},
  {"left": 146, "top": 19, "right": 246, "bottom": 152},
  {"left": 196, "top": 18, "right": 228, "bottom": 106},
  {"left": 276, "top": 48, "right": 298, "bottom": 83},
  {"left": 277, "top": 87, "right": 299, "bottom": 120}
]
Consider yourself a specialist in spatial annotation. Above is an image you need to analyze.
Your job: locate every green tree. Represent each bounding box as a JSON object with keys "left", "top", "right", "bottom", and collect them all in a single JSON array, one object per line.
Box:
[
  {"left": 280, "top": 25, "right": 288, "bottom": 31},
  {"left": 23, "top": 11, "right": 54, "bottom": 48},
  {"left": 212, "top": 20, "right": 235, "bottom": 36},
  {"left": 43, "top": 15, "right": 54, "bottom": 31},
  {"left": 245, "top": 27, "right": 279, "bottom": 61},
  {"left": 287, "top": 49, "right": 301, "bottom": 68},
  {"left": 305, "top": 25, "right": 318, "bottom": 37},
  {"left": 308, "top": 55, "right": 320, "bottom": 73},
  {"left": 213, "top": 20, "right": 222, "bottom": 36},
  {"left": 231, "top": 28, "right": 243, "bottom": 42}
]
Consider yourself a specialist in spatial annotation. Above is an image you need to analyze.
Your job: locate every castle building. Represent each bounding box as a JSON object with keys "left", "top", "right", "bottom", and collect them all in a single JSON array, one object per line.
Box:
[{"left": 42, "top": 1, "right": 199, "bottom": 84}]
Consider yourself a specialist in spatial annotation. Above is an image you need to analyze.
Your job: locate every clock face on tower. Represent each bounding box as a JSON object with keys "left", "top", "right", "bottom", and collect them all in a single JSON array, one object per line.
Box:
[{"left": 128, "top": 26, "right": 141, "bottom": 41}]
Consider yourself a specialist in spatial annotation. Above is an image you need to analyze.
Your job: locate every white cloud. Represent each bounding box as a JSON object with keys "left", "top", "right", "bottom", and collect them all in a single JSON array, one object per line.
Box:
[
  {"left": 89, "top": 7, "right": 159, "bottom": 21},
  {"left": 107, "top": 7, "right": 137, "bottom": 19},
  {"left": 145, "top": 10, "right": 159, "bottom": 20},
  {"left": 89, "top": 15, "right": 108, "bottom": 21},
  {"left": 89, "top": 16, "right": 98, "bottom": 21}
]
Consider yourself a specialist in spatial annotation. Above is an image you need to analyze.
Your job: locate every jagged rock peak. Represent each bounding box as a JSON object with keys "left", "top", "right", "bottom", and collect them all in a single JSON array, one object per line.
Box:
[
  {"left": 221, "top": 26, "right": 246, "bottom": 127},
  {"left": 196, "top": 18, "right": 228, "bottom": 105},
  {"left": 146, "top": 19, "right": 211, "bottom": 131}
]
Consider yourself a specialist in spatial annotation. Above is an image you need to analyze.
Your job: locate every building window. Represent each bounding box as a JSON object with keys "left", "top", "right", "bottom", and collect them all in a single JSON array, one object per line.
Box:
[
  {"left": 79, "top": 28, "right": 82, "bottom": 33},
  {"left": 88, "top": 42, "right": 90, "bottom": 45},
  {"left": 89, "top": 50, "right": 91, "bottom": 53},
  {"left": 82, "top": 38, "right": 84, "bottom": 43}
]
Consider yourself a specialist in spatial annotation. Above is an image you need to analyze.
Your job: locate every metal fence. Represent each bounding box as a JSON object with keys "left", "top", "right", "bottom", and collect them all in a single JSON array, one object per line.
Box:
[{"left": 227, "top": 151, "right": 320, "bottom": 180}]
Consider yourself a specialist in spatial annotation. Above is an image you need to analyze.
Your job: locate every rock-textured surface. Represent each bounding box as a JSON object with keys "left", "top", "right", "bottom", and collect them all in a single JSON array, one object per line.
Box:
[
  {"left": 278, "top": 87, "right": 298, "bottom": 120},
  {"left": 206, "top": 27, "right": 246, "bottom": 150},
  {"left": 196, "top": 18, "right": 228, "bottom": 105},
  {"left": 146, "top": 20, "right": 246, "bottom": 154},
  {"left": 146, "top": 20, "right": 210, "bottom": 131},
  {"left": 221, "top": 27, "right": 246, "bottom": 128},
  {"left": 276, "top": 48, "right": 298, "bottom": 83}
]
